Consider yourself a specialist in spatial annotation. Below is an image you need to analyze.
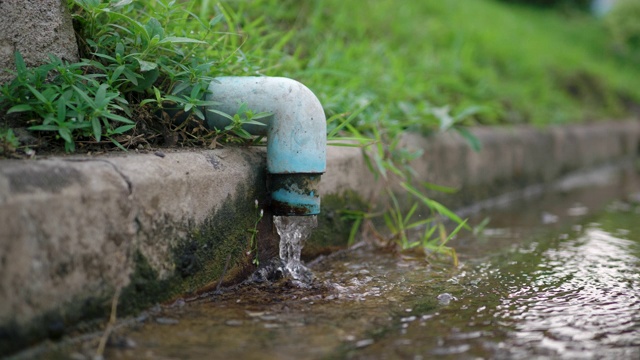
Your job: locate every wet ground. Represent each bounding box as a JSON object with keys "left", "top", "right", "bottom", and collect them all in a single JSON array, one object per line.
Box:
[{"left": 14, "top": 164, "right": 640, "bottom": 359}]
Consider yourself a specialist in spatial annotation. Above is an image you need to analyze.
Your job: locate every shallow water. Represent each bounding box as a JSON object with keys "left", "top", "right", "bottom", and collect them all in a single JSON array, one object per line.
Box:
[
  {"left": 355, "top": 212, "right": 640, "bottom": 359},
  {"left": 20, "top": 166, "right": 640, "bottom": 360}
]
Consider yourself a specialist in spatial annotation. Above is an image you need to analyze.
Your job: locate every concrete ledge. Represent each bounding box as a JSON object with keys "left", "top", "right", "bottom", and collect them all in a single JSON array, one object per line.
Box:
[
  {"left": 419, "top": 121, "right": 640, "bottom": 193},
  {"left": 1, "top": 120, "right": 639, "bottom": 353},
  {"left": 0, "top": 148, "right": 270, "bottom": 353},
  {"left": 323, "top": 120, "right": 640, "bottom": 207}
]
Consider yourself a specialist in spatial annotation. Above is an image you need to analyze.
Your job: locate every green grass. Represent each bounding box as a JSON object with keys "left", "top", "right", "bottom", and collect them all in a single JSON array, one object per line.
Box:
[
  {"left": 2, "top": 0, "right": 638, "bottom": 152},
  {"left": 197, "top": 0, "right": 640, "bottom": 132}
]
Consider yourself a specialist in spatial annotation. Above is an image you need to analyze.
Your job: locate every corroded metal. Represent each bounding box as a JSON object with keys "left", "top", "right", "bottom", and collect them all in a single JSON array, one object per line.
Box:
[{"left": 269, "top": 173, "right": 321, "bottom": 215}]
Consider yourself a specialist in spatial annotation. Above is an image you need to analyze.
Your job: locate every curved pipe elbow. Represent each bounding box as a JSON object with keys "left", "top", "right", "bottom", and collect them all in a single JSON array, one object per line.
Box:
[
  {"left": 205, "top": 76, "right": 327, "bottom": 175},
  {"left": 205, "top": 77, "right": 327, "bottom": 215}
]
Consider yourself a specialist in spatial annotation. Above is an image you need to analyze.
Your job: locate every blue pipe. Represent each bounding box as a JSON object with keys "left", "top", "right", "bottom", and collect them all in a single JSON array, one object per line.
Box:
[{"left": 205, "top": 77, "right": 327, "bottom": 215}]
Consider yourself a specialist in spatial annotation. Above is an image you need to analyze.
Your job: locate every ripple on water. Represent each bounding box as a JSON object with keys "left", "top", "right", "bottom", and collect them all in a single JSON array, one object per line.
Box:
[{"left": 495, "top": 224, "right": 640, "bottom": 357}]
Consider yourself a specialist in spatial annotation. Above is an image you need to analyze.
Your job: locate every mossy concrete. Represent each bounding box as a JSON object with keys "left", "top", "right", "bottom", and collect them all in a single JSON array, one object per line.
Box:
[
  {"left": 0, "top": 148, "right": 273, "bottom": 355},
  {"left": 1, "top": 120, "right": 640, "bottom": 355},
  {"left": 118, "top": 181, "right": 270, "bottom": 314}
]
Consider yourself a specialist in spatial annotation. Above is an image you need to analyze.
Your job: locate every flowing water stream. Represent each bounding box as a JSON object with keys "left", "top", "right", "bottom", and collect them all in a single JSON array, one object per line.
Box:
[
  {"left": 13, "top": 165, "right": 640, "bottom": 360},
  {"left": 273, "top": 215, "right": 317, "bottom": 283}
]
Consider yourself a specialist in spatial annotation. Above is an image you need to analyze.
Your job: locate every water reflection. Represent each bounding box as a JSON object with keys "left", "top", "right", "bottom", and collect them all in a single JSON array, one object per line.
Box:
[
  {"left": 351, "top": 208, "right": 640, "bottom": 360},
  {"left": 495, "top": 224, "right": 640, "bottom": 358}
]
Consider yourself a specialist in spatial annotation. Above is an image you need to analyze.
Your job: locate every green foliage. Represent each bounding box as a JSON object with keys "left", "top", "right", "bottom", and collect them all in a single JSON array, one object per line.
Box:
[
  {"left": 207, "top": 102, "right": 271, "bottom": 143},
  {"left": 221, "top": 0, "right": 639, "bottom": 127},
  {"left": 0, "top": 128, "right": 19, "bottom": 154},
  {"left": 0, "top": 0, "right": 262, "bottom": 152},
  {"left": 343, "top": 125, "right": 471, "bottom": 264},
  {"left": 496, "top": 0, "right": 591, "bottom": 10},
  {"left": 1, "top": 51, "right": 135, "bottom": 152},
  {"left": 3, "top": 0, "right": 638, "bottom": 152},
  {"left": 605, "top": 0, "right": 640, "bottom": 57}
]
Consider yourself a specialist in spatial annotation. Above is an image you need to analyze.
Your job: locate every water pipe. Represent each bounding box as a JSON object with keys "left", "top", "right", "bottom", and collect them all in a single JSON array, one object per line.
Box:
[{"left": 205, "top": 77, "right": 327, "bottom": 216}]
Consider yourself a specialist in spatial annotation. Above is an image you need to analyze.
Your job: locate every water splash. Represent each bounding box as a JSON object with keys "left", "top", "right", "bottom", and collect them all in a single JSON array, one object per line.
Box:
[{"left": 274, "top": 215, "right": 317, "bottom": 282}]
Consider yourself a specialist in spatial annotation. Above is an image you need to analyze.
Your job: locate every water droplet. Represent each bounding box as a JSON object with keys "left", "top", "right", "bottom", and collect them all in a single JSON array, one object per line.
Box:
[
  {"left": 437, "top": 293, "right": 457, "bottom": 305},
  {"left": 355, "top": 339, "right": 374, "bottom": 348},
  {"left": 225, "top": 320, "right": 243, "bottom": 326}
]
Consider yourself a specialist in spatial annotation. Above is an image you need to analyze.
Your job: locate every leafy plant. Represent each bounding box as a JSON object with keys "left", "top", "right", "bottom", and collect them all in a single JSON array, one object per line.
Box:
[
  {"left": 366, "top": 136, "right": 470, "bottom": 265},
  {"left": 1, "top": 52, "right": 134, "bottom": 152},
  {"left": 0, "top": 128, "right": 19, "bottom": 154},
  {"left": 207, "top": 102, "right": 271, "bottom": 144},
  {"left": 0, "top": 0, "right": 258, "bottom": 152},
  {"left": 328, "top": 112, "right": 473, "bottom": 264}
]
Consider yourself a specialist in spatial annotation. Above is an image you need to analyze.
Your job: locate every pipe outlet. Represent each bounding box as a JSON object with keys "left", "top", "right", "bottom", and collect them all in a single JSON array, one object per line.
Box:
[{"left": 205, "top": 77, "right": 327, "bottom": 215}]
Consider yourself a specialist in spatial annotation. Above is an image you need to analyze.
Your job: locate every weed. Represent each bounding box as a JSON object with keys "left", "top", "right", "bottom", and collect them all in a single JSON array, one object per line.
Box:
[
  {"left": 0, "top": 128, "right": 19, "bottom": 154},
  {"left": 0, "top": 0, "right": 261, "bottom": 152},
  {"left": 1, "top": 52, "right": 133, "bottom": 152},
  {"left": 247, "top": 199, "right": 264, "bottom": 266},
  {"left": 207, "top": 102, "right": 271, "bottom": 146},
  {"left": 362, "top": 132, "right": 470, "bottom": 265}
]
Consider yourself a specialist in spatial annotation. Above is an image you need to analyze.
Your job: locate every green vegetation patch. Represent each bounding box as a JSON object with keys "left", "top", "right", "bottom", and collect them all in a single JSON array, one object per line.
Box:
[
  {"left": 0, "top": 0, "right": 269, "bottom": 154},
  {"left": 2, "top": 0, "right": 639, "bottom": 154},
  {"left": 225, "top": 0, "right": 640, "bottom": 130}
]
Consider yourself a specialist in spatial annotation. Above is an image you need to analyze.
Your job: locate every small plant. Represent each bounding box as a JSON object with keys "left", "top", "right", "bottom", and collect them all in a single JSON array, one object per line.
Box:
[
  {"left": 365, "top": 130, "right": 470, "bottom": 266},
  {"left": 329, "top": 113, "right": 474, "bottom": 265},
  {"left": 0, "top": 0, "right": 251, "bottom": 152},
  {"left": 1, "top": 52, "right": 135, "bottom": 152},
  {"left": 247, "top": 199, "right": 264, "bottom": 266},
  {"left": 207, "top": 102, "right": 272, "bottom": 146},
  {"left": 0, "top": 128, "right": 19, "bottom": 154}
]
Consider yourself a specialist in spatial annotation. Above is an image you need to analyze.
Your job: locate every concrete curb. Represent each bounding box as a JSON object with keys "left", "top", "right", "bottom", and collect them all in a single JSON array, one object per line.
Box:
[
  {"left": 324, "top": 120, "right": 640, "bottom": 205},
  {"left": 0, "top": 148, "right": 269, "bottom": 352},
  {"left": 1, "top": 120, "right": 639, "bottom": 353}
]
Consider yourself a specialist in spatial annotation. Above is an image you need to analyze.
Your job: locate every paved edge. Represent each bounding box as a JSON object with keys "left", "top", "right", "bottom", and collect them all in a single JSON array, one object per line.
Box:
[
  {"left": 0, "top": 147, "right": 273, "bottom": 353},
  {"left": 1, "top": 120, "right": 639, "bottom": 353},
  {"left": 323, "top": 120, "right": 640, "bottom": 206}
]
